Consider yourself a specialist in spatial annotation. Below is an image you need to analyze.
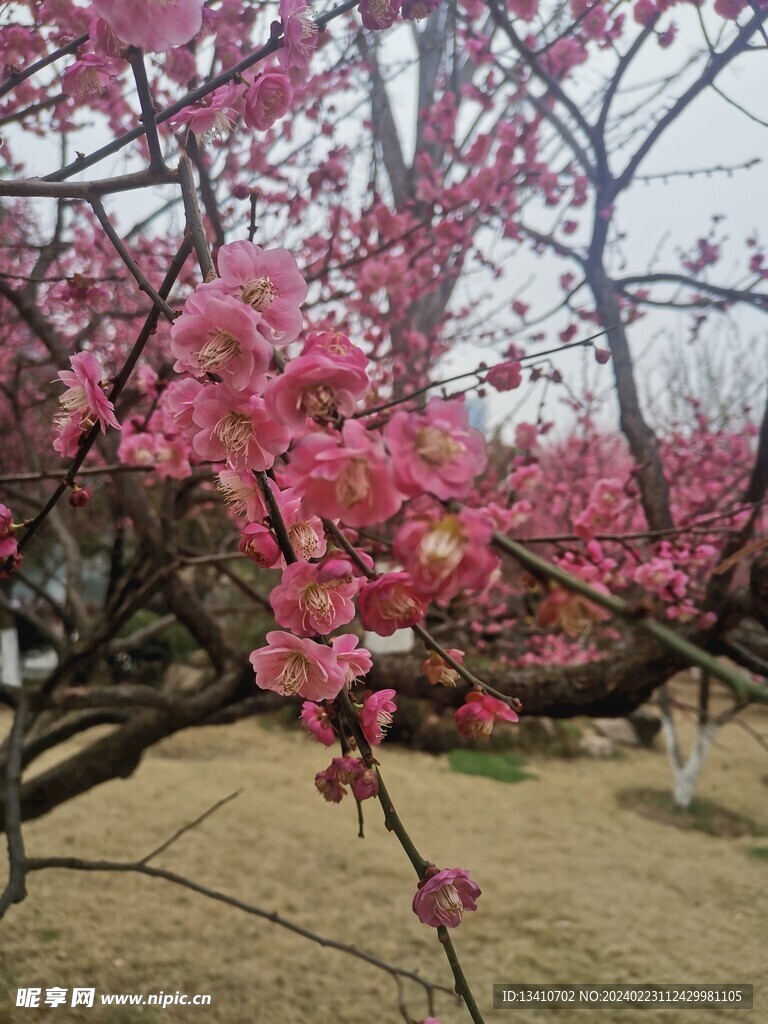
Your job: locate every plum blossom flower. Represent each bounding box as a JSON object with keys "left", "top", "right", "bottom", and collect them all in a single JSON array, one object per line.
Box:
[
  {"left": 54, "top": 352, "right": 120, "bottom": 456},
  {"left": 302, "top": 331, "right": 369, "bottom": 374},
  {"left": 0, "top": 505, "right": 19, "bottom": 562},
  {"left": 278, "top": 0, "right": 318, "bottom": 77},
  {"left": 165, "top": 377, "right": 205, "bottom": 432},
  {"left": 455, "top": 692, "right": 519, "bottom": 740},
  {"left": 412, "top": 867, "right": 481, "bottom": 928},
  {"left": 275, "top": 490, "right": 327, "bottom": 561},
  {"left": 171, "top": 293, "right": 271, "bottom": 391},
  {"left": 285, "top": 420, "right": 404, "bottom": 528},
  {"left": 300, "top": 701, "right": 335, "bottom": 746},
  {"left": 421, "top": 649, "right": 464, "bottom": 687},
  {"left": 91, "top": 0, "right": 203, "bottom": 51},
  {"left": 250, "top": 631, "right": 347, "bottom": 700},
  {"left": 385, "top": 399, "right": 487, "bottom": 500},
  {"left": 243, "top": 70, "right": 293, "bottom": 131},
  {"left": 216, "top": 468, "right": 267, "bottom": 521},
  {"left": 331, "top": 634, "right": 373, "bottom": 685},
  {"left": 168, "top": 82, "right": 240, "bottom": 143},
  {"left": 352, "top": 766, "right": 379, "bottom": 801},
  {"left": 264, "top": 348, "right": 370, "bottom": 430},
  {"left": 485, "top": 360, "right": 522, "bottom": 392},
  {"left": 239, "top": 523, "right": 281, "bottom": 567},
  {"left": 393, "top": 510, "right": 498, "bottom": 600},
  {"left": 62, "top": 54, "right": 118, "bottom": 99},
  {"left": 359, "top": 0, "right": 402, "bottom": 30},
  {"left": 270, "top": 561, "right": 361, "bottom": 636},
  {"left": 191, "top": 386, "right": 291, "bottom": 471},
  {"left": 315, "top": 757, "right": 372, "bottom": 802},
  {"left": 537, "top": 583, "right": 610, "bottom": 636},
  {"left": 360, "top": 689, "right": 397, "bottom": 746},
  {"left": 215, "top": 241, "right": 308, "bottom": 344},
  {"left": 357, "top": 572, "right": 427, "bottom": 636},
  {"left": 314, "top": 770, "right": 346, "bottom": 803},
  {"left": 634, "top": 558, "right": 688, "bottom": 600}
]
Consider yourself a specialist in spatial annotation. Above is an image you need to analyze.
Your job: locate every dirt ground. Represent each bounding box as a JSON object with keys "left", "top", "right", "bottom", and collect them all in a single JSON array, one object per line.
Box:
[{"left": 1, "top": 691, "right": 766, "bottom": 1024}]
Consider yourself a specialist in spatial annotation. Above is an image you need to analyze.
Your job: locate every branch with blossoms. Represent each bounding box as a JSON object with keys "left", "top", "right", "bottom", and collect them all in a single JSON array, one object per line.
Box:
[{"left": 3, "top": 1, "right": 768, "bottom": 1021}]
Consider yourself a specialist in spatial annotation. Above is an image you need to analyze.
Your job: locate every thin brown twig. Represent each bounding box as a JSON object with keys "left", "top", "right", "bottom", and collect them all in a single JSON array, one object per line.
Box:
[
  {"left": 89, "top": 199, "right": 177, "bottom": 321},
  {"left": 24, "top": 855, "right": 455, "bottom": 1009},
  {"left": 139, "top": 790, "right": 242, "bottom": 865}
]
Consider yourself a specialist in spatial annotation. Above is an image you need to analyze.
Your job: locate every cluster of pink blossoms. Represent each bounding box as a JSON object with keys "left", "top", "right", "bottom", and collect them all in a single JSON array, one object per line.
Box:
[{"left": 160, "top": 238, "right": 506, "bottom": 938}]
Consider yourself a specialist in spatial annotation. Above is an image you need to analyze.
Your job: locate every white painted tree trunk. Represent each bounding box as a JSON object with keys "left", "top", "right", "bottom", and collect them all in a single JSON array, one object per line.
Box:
[
  {"left": 0, "top": 626, "right": 22, "bottom": 689},
  {"left": 659, "top": 703, "right": 720, "bottom": 811}
]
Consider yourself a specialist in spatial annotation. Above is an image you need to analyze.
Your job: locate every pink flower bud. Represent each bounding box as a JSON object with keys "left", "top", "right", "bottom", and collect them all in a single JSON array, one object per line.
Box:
[{"left": 68, "top": 486, "right": 92, "bottom": 509}]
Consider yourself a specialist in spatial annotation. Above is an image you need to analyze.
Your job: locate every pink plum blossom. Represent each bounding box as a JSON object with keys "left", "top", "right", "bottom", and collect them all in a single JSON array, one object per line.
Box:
[
  {"left": 302, "top": 331, "right": 369, "bottom": 374},
  {"left": 270, "top": 561, "right": 361, "bottom": 636},
  {"left": 264, "top": 349, "right": 370, "bottom": 430},
  {"left": 300, "top": 701, "right": 335, "bottom": 746},
  {"left": 284, "top": 420, "right": 404, "bottom": 528},
  {"left": 360, "top": 689, "right": 397, "bottom": 745},
  {"left": 239, "top": 523, "right": 281, "bottom": 567},
  {"left": 191, "top": 386, "right": 291, "bottom": 471},
  {"left": 357, "top": 572, "right": 428, "bottom": 636},
  {"left": 412, "top": 867, "right": 481, "bottom": 928},
  {"left": 537, "top": 582, "right": 611, "bottom": 636},
  {"left": 91, "top": 0, "right": 203, "bottom": 51},
  {"left": 216, "top": 468, "right": 267, "bottom": 522},
  {"left": 455, "top": 692, "right": 519, "bottom": 740},
  {"left": 165, "top": 377, "right": 204, "bottom": 432},
  {"left": 331, "top": 633, "right": 373, "bottom": 685},
  {"left": 275, "top": 490, "right": 327, "bottom": 562},
  {"left": 314, "top": 770, "right": 346, "bottom": 803},
  {"left": 243, "top": 71, "right": 294, "bottom": 131},
  {"left": 54, "top": 351, "right": 120, "bottom": 455},
  {"left": 486, "top": 360, "right": 523, "bottom": 392},
  {"left": 421, "top": 649, "right": 464, "bottom": 687},
  {"left": 250, "top": 631, "right": 347, "bottom": 700},
  {"left": 393, "top": 510, "right": 498, "bottom": 600},
  {"left": 0, "top": 505, "right": 13, "bottom": 540},
  {"left": 170, "top": 293, "right": 271, "bottom": 391},
  {"left": 351, "top": 766, "right": 379, "bottom": 801},
  {"left": 215, "top": 241, "right": 308, "bottom": 344},
  {"left": 277, "top": 0, "right": 318, "bottom": 76},
  {"left": 359, "top": 0, "right": 402, "bottom": 30},
  {"left": 385, "top": 398, "right": 487, "bottom": 500},
  {"left": 62, "top": 54, "right": 117, "bottom": 100},
  {"left": 168, "top": 82, "right": 240, "bottom": 143}
]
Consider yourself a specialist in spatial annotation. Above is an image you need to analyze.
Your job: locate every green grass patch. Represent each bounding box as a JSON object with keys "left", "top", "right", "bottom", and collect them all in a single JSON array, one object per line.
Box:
[
  {"left": 746, "top": 846, "right": 768, "bottom": 862},
  {"left": 448, "top": 749, "right": 536, "bottom": 784},
  {"left": 618, "top": 787, "right": 764, "bottom": 838}
]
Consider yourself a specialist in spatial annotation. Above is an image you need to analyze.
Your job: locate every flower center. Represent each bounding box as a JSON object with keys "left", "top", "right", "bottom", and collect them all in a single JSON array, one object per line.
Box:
[
  {"left": 414, "top": 426, "right": 465, "bottom": 467},
  {"left": 289, "top": 521, "right": 321, "bottom": 560},
  {"left": 198, "top": 330, "right": 241, "bottom": 372},
  {"left": 59, "top": 385, "right": 88, "bottom": 415},
  {"left": 382, "top": 587, "right": 420, "bottom": 620},
  {"left": 432, "top": 883, "right": 464, "bottom": 924},
  {"left": 335, "top": 458, "right": 371, "bottom": 508},
  {"left": 214, "top": 411, "right": 253, "bottom": 459},
  {"left": 418, "top": 517, "right": 466, "bottom": 578},
  {"left": 299, "top": 582, "right": 335, "bottom": 627},
  {"left": 277, "top": 651, "right": 311, "bottom": 695},
  {"left": 302, "top": 385, "right": 337, "bottom": 419},
  {"left": 216, "top": 473, "right": 252, "bottom": 515},
  {"left": 241, "top": 276, "right": 276, "bottom": 311}
]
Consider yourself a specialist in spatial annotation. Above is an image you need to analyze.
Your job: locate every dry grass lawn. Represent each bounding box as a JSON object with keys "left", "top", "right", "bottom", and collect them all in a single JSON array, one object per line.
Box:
[{"left": 1, "top": 691, "right": 766, "bottom": 1024}]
